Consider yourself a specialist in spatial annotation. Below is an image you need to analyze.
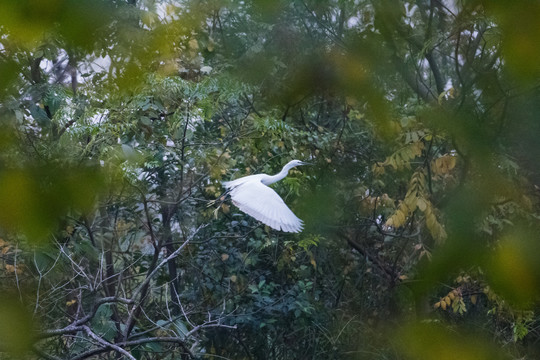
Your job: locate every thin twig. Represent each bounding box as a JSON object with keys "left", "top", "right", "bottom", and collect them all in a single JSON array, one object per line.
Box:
[
  {"left": 123, "top": 224, "right": 207, "bottom": 340},
  {"left": 39, "top": 297, "right": 133, "bottom": 339},
  {"left": 82, "top": 325, "right": 136, "bottom": 360},
  {"left": 68, "top": 336, "right": 193, "bottom": 360}
]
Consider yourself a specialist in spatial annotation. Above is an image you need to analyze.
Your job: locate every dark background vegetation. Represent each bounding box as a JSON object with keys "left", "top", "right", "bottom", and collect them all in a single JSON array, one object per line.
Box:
[{"left": 1, "top": 0, "right": 540, "bottom": 359}]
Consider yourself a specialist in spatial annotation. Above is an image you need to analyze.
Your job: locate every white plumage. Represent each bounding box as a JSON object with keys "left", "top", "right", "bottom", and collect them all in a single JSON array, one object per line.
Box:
[{"left": 223, "top": 160, "right": 308, "bottom": 233}]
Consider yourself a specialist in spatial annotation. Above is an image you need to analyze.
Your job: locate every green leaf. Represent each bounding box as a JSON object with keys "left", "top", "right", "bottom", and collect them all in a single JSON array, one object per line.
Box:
[{"left": 174, "top": 320, "right": 189, "bottom": 339}]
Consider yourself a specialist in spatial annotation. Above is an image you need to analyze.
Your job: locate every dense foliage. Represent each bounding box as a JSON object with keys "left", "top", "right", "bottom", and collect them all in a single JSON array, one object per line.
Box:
[{"left": 1, "top": 0, "right": 540, "bottom": 359}]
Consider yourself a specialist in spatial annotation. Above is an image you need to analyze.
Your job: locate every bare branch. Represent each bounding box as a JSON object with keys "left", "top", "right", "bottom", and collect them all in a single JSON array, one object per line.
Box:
[
  {"left": 68, "top": 336, "right": 194, "bottom": 360},
  {"left": 82, "top": 325, "right": 136, "bottom": 360},
  {"left": 39, "top": 297, "right": 133, "bottom": 339},
  {"left": 123, "top": 224, "right": 207, "bottom": 341}
]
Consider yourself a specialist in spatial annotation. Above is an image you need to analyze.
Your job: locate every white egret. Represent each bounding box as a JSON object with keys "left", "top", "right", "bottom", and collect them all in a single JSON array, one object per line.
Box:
[{"left": 223, "top": 160, "right": 309, "bottom": 233}]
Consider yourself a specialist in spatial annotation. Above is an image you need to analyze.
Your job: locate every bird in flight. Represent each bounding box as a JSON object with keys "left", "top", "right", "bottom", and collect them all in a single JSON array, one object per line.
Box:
[{"left": 223, "top": 160, "right": 309, "bottom": 233}]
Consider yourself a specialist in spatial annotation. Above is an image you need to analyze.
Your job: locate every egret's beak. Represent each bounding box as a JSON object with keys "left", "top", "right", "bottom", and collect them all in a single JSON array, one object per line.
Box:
[{"left": 299, "top": 161, "right": 312, "bottom": 165}]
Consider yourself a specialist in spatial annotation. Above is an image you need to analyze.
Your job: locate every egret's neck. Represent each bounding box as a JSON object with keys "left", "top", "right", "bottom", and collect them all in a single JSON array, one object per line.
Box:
[{"left": 262, "top": 163, "right": 295, "bottom": 185}]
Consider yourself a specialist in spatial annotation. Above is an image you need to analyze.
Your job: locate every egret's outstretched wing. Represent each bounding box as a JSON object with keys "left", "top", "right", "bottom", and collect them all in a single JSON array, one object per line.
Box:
[{"left": 228, "top": 180, "right": 303, "bottom": 233}]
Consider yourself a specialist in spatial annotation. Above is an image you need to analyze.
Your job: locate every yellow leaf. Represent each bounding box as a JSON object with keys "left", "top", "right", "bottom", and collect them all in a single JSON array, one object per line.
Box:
[
  {"left": 426, "top": 213, "right": 436, "bottom": 232},
  {"left": 471, "top": 294, "right": 477, "bottom": 305},
  {"left": 230, "top": 275, "right": 237, "bottom": 283},
  {"left": 404, "top": 194, "right": 417, "bottom": 210},
  {"left": 437, "top": 226, "right": 447, "bottom": 241},
  {"left": 400, "top": 202, "right": 411, "bottom": 214},
  {"left": 189, "top": 38, "right": 199, "bottom": 50},
  {"left": 432, "top": 155, "right": 457, "bottom": 175},
  {"left": 447, "top": 156, "right": 456, "bottom": 170},
  {"left": 397, "top": 210, "right": 406, "bottom": 226},
  {"left": 221, "top": 203, "right": 230, "bottom": 214},
  {"left": 444, "top": 296, "right": 451, "bottom": 306},
  {"left": 438, "top": 91, "right": 446, "bottom": 104},
  {"left": 434, "top": 301, "right": 441, "bottom": 309},
  {"left": 66, "top": 299, "right": 77, "bottom": 306},
  {"left": 5, "top": 264, "right": 22, "bottom": 274},
  {"left": 221, "top": 253, "right": 229, "bottom": 261},
  {"left": 441, "top": 300, "right": 447, "bottom": 310},
  {"left": 417, "top": 198, "right": 427, "bottom": 211},
  {"left": 373, "top": 164, "right": 385, "bottom": 176}
]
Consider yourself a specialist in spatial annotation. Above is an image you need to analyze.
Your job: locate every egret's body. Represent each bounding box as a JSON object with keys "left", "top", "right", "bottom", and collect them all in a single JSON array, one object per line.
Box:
[{"left": 223, "top": 160, "right": 308, "bottom": 233}]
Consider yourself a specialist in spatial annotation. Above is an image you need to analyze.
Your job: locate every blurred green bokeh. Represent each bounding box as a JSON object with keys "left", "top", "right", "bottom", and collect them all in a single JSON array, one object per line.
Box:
[
  {"left": 396, "top": 322, "right": 509, "bottom": 360},
  {"left": 0, "top": 295, "right": 36, "bottom": 356},
  {"left": 1, "top": 0, "right": 540, "bottom": 359},
  {"left": 0, "top": 165, "right": 103, "bottom": 241}
]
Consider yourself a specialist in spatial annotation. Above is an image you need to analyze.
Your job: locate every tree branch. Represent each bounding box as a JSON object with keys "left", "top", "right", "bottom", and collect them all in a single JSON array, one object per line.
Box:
[
  {"left": 39, "top": 297, "right": 133, "bottom": 339},
  {"left": 68, "top": 336, "right": 193, "bottom": 360},
  {"left": 82, "top": 325, "right": 136, "bottom": 360},
  {"left": 123, "top": 224, "right": 207, "bottom": 341}
]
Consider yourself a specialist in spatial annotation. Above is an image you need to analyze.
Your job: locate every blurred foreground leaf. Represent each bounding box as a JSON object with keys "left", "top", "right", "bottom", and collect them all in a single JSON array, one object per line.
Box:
[
  {"left": 396, "top": 322, "right": 510, "bottom": 360},
  {"left": 486, "top": 228, "right": 540, "bottom": 307},
  {"left": 0, "top": 164, "right": 103, "bottom": 241},
  {"left": 0, "top": 296, "right": 36, "bottom": 356}
]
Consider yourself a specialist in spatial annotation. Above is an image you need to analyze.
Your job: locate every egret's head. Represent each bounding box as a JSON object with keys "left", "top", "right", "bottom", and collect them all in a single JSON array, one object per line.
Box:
[{"left": 287, "top": 160, "right": 311, "bottom": 168}]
